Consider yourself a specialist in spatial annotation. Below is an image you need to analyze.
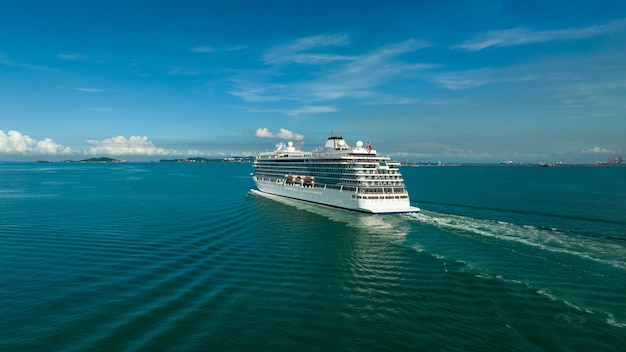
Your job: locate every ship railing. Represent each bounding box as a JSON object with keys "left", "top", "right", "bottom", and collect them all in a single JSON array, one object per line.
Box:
[{"left": 256, "top": 175, "right": 407, "bottom": 194}]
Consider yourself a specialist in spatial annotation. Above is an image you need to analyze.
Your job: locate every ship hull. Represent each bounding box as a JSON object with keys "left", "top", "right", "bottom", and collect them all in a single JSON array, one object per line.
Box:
[{"left": 253, "top": 178, "right": 419, "bottom": 214}]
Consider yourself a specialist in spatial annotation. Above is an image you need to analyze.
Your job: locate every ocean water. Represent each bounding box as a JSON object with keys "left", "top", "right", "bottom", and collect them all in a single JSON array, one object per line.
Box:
[{"left": 1, "top": 162, "right": 625, "bottom": 351}]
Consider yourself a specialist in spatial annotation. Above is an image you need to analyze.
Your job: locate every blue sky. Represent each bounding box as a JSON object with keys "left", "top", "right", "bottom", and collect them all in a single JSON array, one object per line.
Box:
[{"left": 1, "top": 0, "right": 625, "bottom": 162}]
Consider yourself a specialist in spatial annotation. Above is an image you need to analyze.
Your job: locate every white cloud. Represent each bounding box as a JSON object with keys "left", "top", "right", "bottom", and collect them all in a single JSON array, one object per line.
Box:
[
  {"left": 255, "top": 128, "right": 304, "bottom": 141},
  {"left": 0, "top": 130, "right": 210, "bottom": 158},
  {"left": 276, "top": 128, "right": 305, "bottom": 141},
  {"left": 86, "top": 136, "right": 179, "bottom": 156},
  {"left": 583, "top": 146, "right": 621, "bottom": 154},
  {"left": 456, "top": 18, "right": 626, "bottom": 51},
  {"left": 255, "top": 128, "right": 274, "bottom": 139},
  {"left": 0, "top": 130, "right": 73, "bottom": 155}
]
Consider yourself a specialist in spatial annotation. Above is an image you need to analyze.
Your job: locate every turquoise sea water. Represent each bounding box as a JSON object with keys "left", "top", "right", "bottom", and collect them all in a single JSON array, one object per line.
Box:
[{"left": 1, "top": 162, "right": 625, "bottom": 351}]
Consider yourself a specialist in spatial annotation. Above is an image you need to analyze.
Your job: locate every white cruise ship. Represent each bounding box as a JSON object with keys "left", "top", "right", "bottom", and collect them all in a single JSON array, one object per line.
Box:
[{"left": 252, "top": 135, "right": 419, "bottom": 214}]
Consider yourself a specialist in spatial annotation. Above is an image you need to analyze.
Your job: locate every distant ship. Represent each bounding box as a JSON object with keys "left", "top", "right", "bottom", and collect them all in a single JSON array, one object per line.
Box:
[{"left": 252, "top": 135, "right": 419, "bottom": 214}]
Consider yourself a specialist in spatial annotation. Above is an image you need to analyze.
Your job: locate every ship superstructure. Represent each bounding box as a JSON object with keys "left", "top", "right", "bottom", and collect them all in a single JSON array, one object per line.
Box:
[{"left": 252, "top": 135, "right": 419, "bottom": 214}]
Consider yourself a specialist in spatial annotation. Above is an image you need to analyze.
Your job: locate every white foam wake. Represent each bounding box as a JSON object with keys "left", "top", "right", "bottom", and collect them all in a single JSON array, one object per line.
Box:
[{"left": 404, "top": 211, "right": 626, "bottom": 270}]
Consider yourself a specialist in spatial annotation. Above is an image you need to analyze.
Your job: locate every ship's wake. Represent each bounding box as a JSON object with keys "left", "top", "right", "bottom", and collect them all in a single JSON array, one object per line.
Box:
[
  {"left": 404, "top": 210, "right": 626, "bottom": 270},
  {"left": 403, "top": 210, "right": 626, "bottom": 328}
]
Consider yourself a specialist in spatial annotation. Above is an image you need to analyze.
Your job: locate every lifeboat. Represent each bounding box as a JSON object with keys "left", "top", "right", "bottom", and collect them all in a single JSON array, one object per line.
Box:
[
  {"left": 286, "top": 175, "right": 294, "bottom": 183},
  {"left": 303, "top": 176, "right": 315, "bottom": 184}
]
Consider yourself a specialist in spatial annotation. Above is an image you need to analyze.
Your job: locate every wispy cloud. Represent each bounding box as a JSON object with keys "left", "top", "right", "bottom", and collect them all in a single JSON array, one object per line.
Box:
[
  {"left": 247, "top": 105, "right": 339, "bottom": 116},
  {"left": 455, "top": 18, "right": 626, "bottom": 51},
  {"left": 363, "top": 97, "right": 464, "bottom": 106},
  {"left": 431, "top": 68, "right": 535, "bottom": 90},
  {"left": 228, "top": 81, "right": 292, "bottom": 103},
  {"left": 0, "top": 130, "right": 74, "bottom": 155},
  {"left": 262, "top": 33, "right": 353, "bottom": 65},
  {"left": 191, "top": 45, "right": 247, "bottom": 53},
  {"left": 226, "top": 45, "right": 247, "bottom": 51},
  {"left": 168, "top": 66, "right": 203, "bottom": 76},
  {"left": 521, "top": 53, "right": 626, "bottom": 112},
  {"left": 255, "top": 128, "right": 304, "bottom": 141},
  {"left": 57, "top": 53, "right": 87, "bottom": 60},
  {"left": 392, "top": 143, "right": 495, "bottom": 160},
  {"left": 87, "top": 107, "right": 117, "bottom": 112},
  {"left": 191, "top": 46, "right": 213, "bottom": 53},
  {"left": 229, "top": 35, "right": 432, "bottom": 106},
  {"left": 73, "top": 87, "right": 104, "bottom": 93},
  {"left": 0, "top": 55, "right": 54, "bottom": 71},
  {"left": 311, "top": 40, "right": 432, "bottom": 98}
]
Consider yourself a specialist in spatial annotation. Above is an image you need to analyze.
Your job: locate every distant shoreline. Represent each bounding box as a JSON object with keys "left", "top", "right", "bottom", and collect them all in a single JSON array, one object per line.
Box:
[
  {"left": 400, "top": 163, "right": 626, "bottom": 168},
  {"left": 1, "top": 159, "right": 623, "bottom": 167},
  {"left": 2, "top": 157, "right": 255, "bottom": 164}
]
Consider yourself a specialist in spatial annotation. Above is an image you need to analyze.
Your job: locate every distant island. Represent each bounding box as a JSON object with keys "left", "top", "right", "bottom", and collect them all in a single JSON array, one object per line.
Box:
[
  {"left": 27, "top": 155, "right": 623, "bottom": 165},
  {"left": 62, "top": 157, "right": 126, "bottom": 163},
  {"left": 159, "top": 157, "right": 254, "bottom": 163},
  {"left": 50, "top": 156, "right": 254, "bottom": 163}
]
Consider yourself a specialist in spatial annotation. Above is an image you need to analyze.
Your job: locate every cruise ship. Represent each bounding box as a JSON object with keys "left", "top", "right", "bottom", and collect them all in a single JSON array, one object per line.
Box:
[{"left": 252, "top": 135, "right": 419, "bottom": 214}]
